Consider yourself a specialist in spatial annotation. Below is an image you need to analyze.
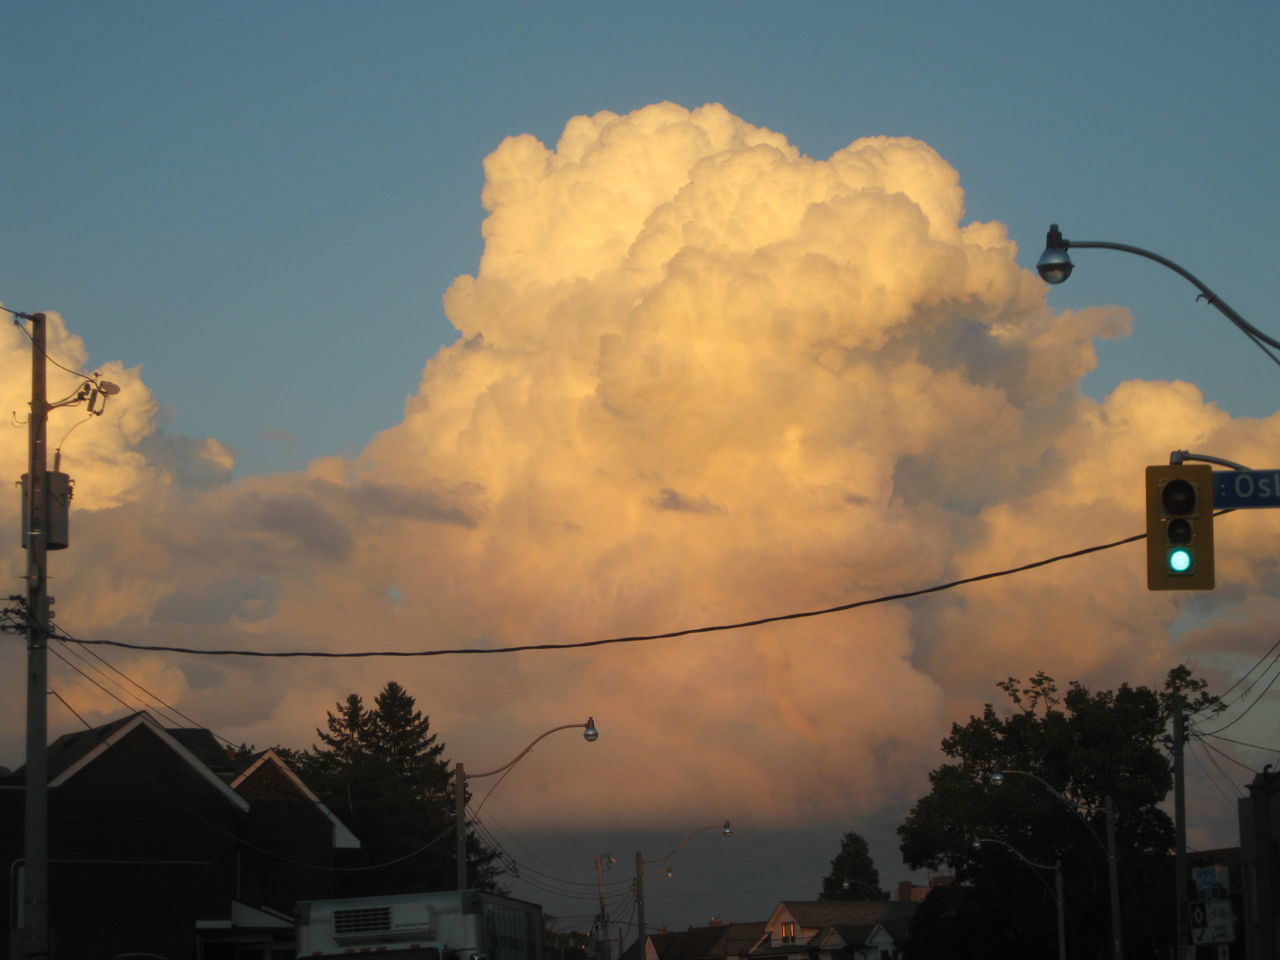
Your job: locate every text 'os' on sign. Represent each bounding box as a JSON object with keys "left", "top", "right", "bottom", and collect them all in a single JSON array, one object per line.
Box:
[{"left": 1212, "top": 470, "right": 1280, "bottom": 509}]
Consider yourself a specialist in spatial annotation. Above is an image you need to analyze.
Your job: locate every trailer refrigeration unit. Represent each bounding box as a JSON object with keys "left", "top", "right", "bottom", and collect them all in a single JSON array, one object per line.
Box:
[{"left": 295, "top": 890, "right": 544, "bottom": 960}]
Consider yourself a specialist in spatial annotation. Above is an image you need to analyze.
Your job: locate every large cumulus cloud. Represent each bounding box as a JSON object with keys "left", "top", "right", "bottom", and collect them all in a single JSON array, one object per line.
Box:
[{"left": 4, "top": 103, "right": 1275, "bottom": 840}]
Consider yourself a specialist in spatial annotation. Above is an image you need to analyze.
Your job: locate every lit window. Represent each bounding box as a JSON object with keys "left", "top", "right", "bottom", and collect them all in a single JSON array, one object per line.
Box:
[{"left": 781, "top": 921, "right": 796, "bottom": 944}]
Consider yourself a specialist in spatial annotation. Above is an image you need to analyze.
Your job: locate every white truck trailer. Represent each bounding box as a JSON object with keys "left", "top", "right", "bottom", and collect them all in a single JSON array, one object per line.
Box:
[{"left": 296, "top": 890, "right": 544, "bottom": 960}]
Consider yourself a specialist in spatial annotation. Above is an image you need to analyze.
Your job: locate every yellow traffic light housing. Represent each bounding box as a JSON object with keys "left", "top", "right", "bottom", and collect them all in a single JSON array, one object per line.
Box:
[{"left": 1146, "top": 464, "right": 1214, "bottom": 590}]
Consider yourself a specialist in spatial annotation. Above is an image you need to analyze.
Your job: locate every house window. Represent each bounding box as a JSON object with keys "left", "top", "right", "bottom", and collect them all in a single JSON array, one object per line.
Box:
[{"left": 780, "top": 921, "right": 796, "bottom": 944}]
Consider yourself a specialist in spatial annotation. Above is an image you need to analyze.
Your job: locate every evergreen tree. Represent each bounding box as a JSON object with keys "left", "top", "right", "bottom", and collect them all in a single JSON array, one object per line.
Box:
[
  {"left": 294, "top": 682, "right": 501, "bottom": 896},
  {"left": 819, "top": 831, "right": 886, "bottom": 900}
]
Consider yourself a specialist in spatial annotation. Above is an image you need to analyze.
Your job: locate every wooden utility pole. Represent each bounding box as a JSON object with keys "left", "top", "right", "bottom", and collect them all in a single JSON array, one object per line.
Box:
[{"left": 23, "top": 310, "right": 50, "bottom": 959}]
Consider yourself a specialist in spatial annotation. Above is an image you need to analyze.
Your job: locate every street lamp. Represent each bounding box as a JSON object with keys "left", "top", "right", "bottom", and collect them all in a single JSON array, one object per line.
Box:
[
  {"left": 1035, "top": 223, "right": 1258, "bottom": 948},
  {"left": 453, "top": 717, "right": 599, "bottom": 890},
  {"left": 992, "top": 768, "right": 1121, "bottom": 959},
  {"left": 972, "top": 837, "right": 1065, "bottom": 960},
  {"left": 634, "top": 820, "right": 733, "bottom": 945},
  {"left": 1036, "top": 223, "right": 1279, "bottom": 356}
]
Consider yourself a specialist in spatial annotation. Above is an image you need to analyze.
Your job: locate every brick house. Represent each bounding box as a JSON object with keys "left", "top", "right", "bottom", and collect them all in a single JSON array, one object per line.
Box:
[{"left": 1, "top": 711, "right": 358, "bottom": 959}]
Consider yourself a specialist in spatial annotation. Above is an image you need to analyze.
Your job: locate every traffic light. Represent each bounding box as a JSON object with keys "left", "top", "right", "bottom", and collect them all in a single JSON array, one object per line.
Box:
[{"left": 1146, "top": 464, "right": 1214, "bottom": 590}]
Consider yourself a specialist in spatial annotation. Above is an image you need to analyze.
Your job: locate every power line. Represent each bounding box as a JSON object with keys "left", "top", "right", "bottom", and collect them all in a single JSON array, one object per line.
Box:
[{"left": 51, "top": 526, "right": 1150, "bottom": 660}]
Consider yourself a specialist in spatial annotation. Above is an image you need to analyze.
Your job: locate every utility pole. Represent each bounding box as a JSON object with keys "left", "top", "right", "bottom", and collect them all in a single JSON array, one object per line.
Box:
[
  {"left": 22, "top": 310, "right": 50, "bottom": 960},
  {"left": 595, "top": 855, "right": 613, "bottom": 960},
  {"left": 454, "top": 761, "right": 467, "bottom": 890},
  {"left": 634, "top": 851, "right": 646, "bottom": 949}
]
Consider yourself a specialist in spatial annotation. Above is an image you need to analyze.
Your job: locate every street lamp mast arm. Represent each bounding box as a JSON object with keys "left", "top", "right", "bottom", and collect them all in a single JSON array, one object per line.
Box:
[
  {"left": 639, "top": 821, "right": 733, "bottom": 865},
  {"left": 634, "top": 821, "right": 732, "bottom": 946},
  {"left": 993, "top": 768, "right": 1106, "bottom": 854},
  {"left": 1038, "top": 223, "right": 1280, "bottom": 352},
  {"left": 467, "top": 718, "right": 598, "bottom": 779},
  {"left": 972, "top": 837, "right": 1065, "bottom": 960},
  {"left": 993, "top": 767, "right": 1121, "bottom": 960},
  {"left": 454, "top": 717, "right": 598, "bottom": 890}
]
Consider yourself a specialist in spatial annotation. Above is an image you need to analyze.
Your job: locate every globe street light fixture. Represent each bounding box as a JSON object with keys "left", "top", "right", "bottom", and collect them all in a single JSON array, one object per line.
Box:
[
  {"left": 972, "top": 837, "right": 1065, "bottom": 960},
  {"left": 454, "top": 718, "right": 598, "bottom": 890},
  {"left": 634, "top": 820, "right": 733, "bottom": 945},
  {"left": 1036, "top": 223, "right": 1280, "bottom": 359}
]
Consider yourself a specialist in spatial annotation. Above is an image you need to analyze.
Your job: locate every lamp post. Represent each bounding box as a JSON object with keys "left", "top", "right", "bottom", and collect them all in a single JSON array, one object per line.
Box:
[
  {"left": 972, "top": 837, "right": 1065, "bottom": 960},
  {"left": 992, "top": 769, "right": 1121, "bottom": 959},
  {"left": 1035, "top": 223, "right": 1257, "bottom": 952},
  {"left": 453, "top": 717, "right": 598, "bottom": 890},
  {"left": 634, "top": 820, "right": 732, "bottom": 946}
]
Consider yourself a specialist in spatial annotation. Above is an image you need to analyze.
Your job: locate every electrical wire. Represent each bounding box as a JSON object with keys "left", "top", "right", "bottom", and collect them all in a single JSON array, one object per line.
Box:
[
  {"left": 5, "top": 306, "right": 96, "bottom": 380},
  {"left": 1198, "top": 655, "right": 1280, "bottom": 736},
  {"left": 1191, "top": 733, "right": 1261, "bottom": 776},
  {"left": 51, "top": 525, "right": 1151, "bottom": 660},
  {"left": 49, "top": 688, "right": 91, "bottom": 728},
  {"left": 51, "top": 623, "right": 223, "bottom": 740},
  {"left": 1197, "top": 731, "right": 1280, "bottom": 754},
  {"left": 48, "top": 645, "right": 151, "bottom": 716},
  {"left": 1185, "top": 736, "right": 1246, "bottom": 803},
  {"left": 1209, "top": 636, "right": 1280, "bottom": 705}
]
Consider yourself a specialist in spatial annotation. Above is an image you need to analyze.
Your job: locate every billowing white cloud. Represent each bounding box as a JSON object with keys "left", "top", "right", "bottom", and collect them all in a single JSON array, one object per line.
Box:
[{"left": 4, "top": 104, "right": 1275, "bottom": 845}]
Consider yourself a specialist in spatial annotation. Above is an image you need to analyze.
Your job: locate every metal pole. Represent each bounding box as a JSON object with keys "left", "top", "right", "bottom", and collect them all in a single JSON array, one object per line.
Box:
[
  {"left": 1053, "top": 861, "right": 1066, "bottom": 960},
  {"left": 455, "top": 761, "right": 467, "bottom": 890},
  {"left": 23, "top": 311, "right": 50, "bottom": 959},
  {"left": 634, "top": 851, "right": 646, "bottom": 948},
  {"left": 1173, "top": 697, "right": 1189, "bottom": 955},
  {"left": 1105, "top": 795, "right": 1122, "bottom": 960}
]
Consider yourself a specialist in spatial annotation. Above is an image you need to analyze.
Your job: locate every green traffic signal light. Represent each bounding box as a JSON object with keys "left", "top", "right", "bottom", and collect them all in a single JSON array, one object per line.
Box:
[{"left": 1146, "top": 464, "right": 1214, "bottom": 590}]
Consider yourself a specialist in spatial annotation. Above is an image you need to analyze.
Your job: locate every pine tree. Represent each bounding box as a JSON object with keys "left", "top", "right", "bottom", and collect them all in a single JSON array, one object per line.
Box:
[
  {"left": 294, "top": 682, "right": 501, "bottom": 896},
  {"left": 819, "top": 831, "right": 886, "bottom": 900}
]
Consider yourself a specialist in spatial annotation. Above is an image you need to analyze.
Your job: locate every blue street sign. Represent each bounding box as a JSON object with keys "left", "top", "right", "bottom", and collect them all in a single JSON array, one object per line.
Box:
[{"left": 1213, "top": 470, "right": 1280, "bottom": 508}]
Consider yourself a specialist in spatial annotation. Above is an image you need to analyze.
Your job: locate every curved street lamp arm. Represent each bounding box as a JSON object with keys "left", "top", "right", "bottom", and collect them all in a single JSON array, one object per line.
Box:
[
  {"left": 973, "top": 836, "right": 1056, "bottom": 876},
  {"left": 1042, "top": 225, "right": 1280, "bottom": 352},
  {"left": 996, "top": 769, "right": 1108, "bottom": 856},
  {"left": 973, "top": 838, "right": 1066, "bottom": 960},
  {"left": 468, "top": 719, "right": 597, "bottom": 779},
  {"left": 640, "top": 821, "right": 733, "bottom": 865}
]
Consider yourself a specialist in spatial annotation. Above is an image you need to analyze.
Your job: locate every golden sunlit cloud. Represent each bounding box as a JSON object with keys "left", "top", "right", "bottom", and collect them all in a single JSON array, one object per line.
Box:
[{"left": 4, "top": 103, "right": 1277, "bottom": 836}]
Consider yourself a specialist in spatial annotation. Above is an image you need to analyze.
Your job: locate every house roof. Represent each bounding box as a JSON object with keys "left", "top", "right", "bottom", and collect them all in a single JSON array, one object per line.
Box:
[
  {"left": 232, "top": 749, "right": 360, "bottom": 849},
  {"left": 773, "top": 900, "right": 914, "bottom": 930},
  {"left": 42, "top": 711, "right": 251, "bottom": 810},
  {"left": 645, "top": 922, "right": 768, "bottom": 960}
]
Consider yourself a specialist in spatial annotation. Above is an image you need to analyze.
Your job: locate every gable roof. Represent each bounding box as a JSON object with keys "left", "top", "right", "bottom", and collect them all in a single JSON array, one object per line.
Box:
[
  {"left": 774, "top": 900, "right": 909, "bottom": 929},
  {"left": 45, "top": 712, "right": 250, "bottom": 811},
  {"left": 646, "top": 923, "right": 768, "bottom": 960},
  {"left": 231, "top": 749, "right": 360, "bottom": 849}
]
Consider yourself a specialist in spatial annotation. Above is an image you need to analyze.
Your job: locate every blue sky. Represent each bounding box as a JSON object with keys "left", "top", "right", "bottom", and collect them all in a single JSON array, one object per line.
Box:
[
  {"left": 6, "top": 1, "right": 1278, "bottom": 477},
  {"left": 4, "top": 0, "right": 1279, "bottom": 932}
]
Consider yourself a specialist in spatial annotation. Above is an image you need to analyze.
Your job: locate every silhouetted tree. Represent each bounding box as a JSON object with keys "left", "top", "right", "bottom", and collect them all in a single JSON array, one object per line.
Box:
[
  {"left": 897, "top": 666, "right": 1217, "bottom": 959},
  {"left": 819, "top": 830, "right": 887, "bottom": 900},
  {"left": 295, "top": 681, "right": 501, "bottom": 896}
]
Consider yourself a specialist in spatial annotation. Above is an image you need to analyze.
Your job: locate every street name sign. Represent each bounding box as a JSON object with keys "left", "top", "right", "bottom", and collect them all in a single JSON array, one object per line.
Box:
[{"left": 1213, "top": 470, "right": 1280, "bottom": 509}]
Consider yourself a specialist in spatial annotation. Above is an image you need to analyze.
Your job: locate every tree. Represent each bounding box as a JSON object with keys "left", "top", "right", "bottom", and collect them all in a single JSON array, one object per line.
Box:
[
  {"left": 819, "top": 831, "right": 887, "bottom": 900},
  {"left": 294, "top": 682, "right": 501, "bottom": 896},
  {"left": 896, "top": 667, "right": 1217, "bottom": 959}
]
